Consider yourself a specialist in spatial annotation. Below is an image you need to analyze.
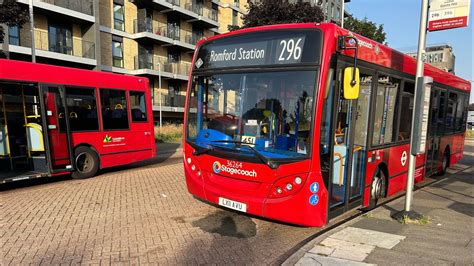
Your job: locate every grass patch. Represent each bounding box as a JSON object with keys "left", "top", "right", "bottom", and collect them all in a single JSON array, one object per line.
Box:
[
  {"left": 362, "top": 212, "right": 375, "bottom": 218},
  {"left": 466, "top": 129, "right": 474, "bottom": 139},
  {"left": 154, "top": 124, "right": 182, "bottom": 143},
  {"left": 400, "top": 214, "right": 432, "bottom": 225}
]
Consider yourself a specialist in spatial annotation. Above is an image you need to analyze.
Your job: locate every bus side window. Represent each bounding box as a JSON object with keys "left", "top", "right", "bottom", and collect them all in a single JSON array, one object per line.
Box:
[
  {"left": 397, "top": 81, "right": 415, "bottom": 141},
  {"left": 320, "top": 68, "right": 335, "bottom": 188},
  {"left": 100, "top": 89, "right": 129, "bottom": 130}
]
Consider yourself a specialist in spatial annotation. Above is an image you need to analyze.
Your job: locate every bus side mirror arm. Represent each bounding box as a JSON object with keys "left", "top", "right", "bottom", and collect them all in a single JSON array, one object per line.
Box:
[{"left": 338, "top": 35, "right": 359, "bottom": 86}]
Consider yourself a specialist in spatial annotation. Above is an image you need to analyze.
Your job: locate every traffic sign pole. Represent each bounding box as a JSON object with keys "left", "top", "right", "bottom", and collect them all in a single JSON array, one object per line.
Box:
[{"left": 405, "top": 0, "right": 430, "bottom": 213}]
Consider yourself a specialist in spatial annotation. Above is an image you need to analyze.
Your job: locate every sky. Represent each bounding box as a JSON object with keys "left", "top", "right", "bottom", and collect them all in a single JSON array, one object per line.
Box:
[{"left": 345, "top": 0, "right": 473, "bottom": 103}]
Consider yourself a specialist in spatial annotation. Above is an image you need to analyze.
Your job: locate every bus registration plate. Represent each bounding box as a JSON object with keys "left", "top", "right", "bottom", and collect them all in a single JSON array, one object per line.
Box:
[{"left": 218, "top": 197, "right": 247, "bottom": 212}]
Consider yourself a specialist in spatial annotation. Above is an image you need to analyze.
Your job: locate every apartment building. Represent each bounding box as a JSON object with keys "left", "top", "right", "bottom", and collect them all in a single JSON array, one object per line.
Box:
[
  {"left": 407, "top": 44, "right": 456, "bottom": 74},
  {"left": 1, "top": 0, "right": 247, "bottom": 122}
]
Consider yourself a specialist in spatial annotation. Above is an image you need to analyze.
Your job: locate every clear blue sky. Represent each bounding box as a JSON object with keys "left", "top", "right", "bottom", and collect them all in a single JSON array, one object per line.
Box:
[{"left": 346, "top": 0, "right": 473, "bottom": 103}]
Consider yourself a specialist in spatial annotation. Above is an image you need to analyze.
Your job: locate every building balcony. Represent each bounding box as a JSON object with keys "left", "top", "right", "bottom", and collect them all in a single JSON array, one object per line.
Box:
[
  {"left": 148, "top": 0, "right": 218, "bottom": 28},
  {"left": 16, "top": 0, "right": 95, "bottom": 23},
  {"left": 132, "top": 21, "right": 196, "bottom": 51},
  {"left": 8, "top": 30, "right": 96, "bottom": 66},
  {"left": 133, "top": 55, "right": 191, "bottom": 81},
  {"left": 153, "top": 94, "right": 187, "bottom": 111},
  {"left": 40, "top": 0, "right": 93, "bottom": 16}
]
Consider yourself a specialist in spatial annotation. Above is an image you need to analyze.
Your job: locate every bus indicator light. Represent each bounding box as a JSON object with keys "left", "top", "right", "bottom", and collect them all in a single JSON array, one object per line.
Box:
[
  {"left": 276, "top": 187, "right": 283, "bottom": 194},
  {"left": 286, "top": 183, "right": 293, "bottom": 191},
  {"left": 187, "top": 157, "right": 192, "bottom": 164},
  {"left": 294, "top": 177, "right": 302, "bottom": 185}
]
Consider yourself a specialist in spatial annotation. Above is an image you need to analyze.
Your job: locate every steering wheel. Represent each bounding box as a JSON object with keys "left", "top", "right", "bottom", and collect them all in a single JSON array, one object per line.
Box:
[
  {"left": 69, "top": 112, "right": 78, "bottom": 119},
  {"left": 58, "top": 113, "right": 64, "bottom": 119},
  {"left": 115, "top": 104, "right": 123, "bottom": 110}
]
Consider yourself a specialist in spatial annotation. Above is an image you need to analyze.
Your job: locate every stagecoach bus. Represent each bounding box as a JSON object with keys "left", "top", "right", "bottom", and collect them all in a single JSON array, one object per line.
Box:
[
  {"left": 182, "top": 23, "right": 471, "bottom": 226},
  {"left": 0, "top": 59, "right": 155, "bottom": 183}
]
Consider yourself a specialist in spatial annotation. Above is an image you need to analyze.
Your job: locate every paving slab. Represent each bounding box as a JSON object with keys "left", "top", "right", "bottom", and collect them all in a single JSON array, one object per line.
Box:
[
  {"left": 296, "top": 253, "right": 375, "bottom": 266},
  {"left": 329, "top": 227, "right": 406, "bottom": 249}
]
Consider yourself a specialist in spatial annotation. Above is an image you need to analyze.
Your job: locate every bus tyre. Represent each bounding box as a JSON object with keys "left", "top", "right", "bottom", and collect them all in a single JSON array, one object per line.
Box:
[
  {"left": 439, "top": 149, "right": 450, "bottom": 176},
  {"left": 72, "top": 146, "right": 99, "bottom": 179},
  {"left": 367, "top": 168, "right": 386, "bottom": 210}
]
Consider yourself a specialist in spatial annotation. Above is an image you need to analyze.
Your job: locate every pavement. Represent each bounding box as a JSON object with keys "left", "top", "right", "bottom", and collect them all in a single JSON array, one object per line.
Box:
[{"left": 286, "top": 139, "right": 474, "bottom": 265}]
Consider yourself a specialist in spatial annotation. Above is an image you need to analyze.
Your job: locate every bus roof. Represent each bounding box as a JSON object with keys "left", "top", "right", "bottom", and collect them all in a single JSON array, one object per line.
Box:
[
  {"left": 0, "top": 59, "right": 148, "bottom": 90},
  {"left": 195, "top": 23, "right": 470, "bottom": 93}
]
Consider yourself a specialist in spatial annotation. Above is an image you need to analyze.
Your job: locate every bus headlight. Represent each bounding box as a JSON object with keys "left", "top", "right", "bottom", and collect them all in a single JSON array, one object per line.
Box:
[
  {"left": 286, "top": 183, "right": 293, "bottom": 191},
  {"left": 269, "top": 174, "right": 308, "bottom": 198},
  {"left": 187, "top": 157, "right": 192, "bottom": 164}
]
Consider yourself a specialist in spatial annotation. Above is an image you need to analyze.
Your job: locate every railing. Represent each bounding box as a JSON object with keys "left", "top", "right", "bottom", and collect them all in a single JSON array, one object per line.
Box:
[
  {"left": 134, "top": 55, "right": 191, "bottom": 77},
  {"left": 40, "top": 0, "right": 93, "bottom": 16},
  {"left": 184, "top": 34, "right": 202, "bottom": 45},
  {"left": 165, "top": 0, "right": 180, "bottom": 5},
  {"left": 158, "top": 95, "right": 186, "bottom": 108},
  {"left": 25, "top": 30, "right": 95, "bottom": 59},
  {"left": 133, "top": 19, "right": 169, "bottom": 38},
  {"left": 184, "top": 2, "right": 218, "bottom": 21}
]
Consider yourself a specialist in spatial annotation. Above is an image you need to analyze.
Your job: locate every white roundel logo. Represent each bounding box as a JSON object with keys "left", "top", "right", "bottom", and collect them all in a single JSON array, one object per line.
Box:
[{"left": 401, "top": 151, "right": 408, "bottom": 166}]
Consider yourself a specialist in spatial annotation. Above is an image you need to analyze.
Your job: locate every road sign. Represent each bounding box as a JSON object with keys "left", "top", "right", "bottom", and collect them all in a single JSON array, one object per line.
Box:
[{"left": 428, "top": 0, "right": 471, "bottom": 31}]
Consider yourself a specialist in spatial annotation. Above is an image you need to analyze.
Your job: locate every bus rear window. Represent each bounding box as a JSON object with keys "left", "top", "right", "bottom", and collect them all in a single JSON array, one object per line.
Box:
[{"left": 129, "top": 91, "right": 147, "bottom": 122}]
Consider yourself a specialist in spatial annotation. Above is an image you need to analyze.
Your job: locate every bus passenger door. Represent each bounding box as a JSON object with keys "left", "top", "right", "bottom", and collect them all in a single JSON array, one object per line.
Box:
[
  {"left": 329, "top": 71, "right": 373, "bottom": 216},
  {"left": 39, "top": 85, "right": 74, "bottom": 172}
]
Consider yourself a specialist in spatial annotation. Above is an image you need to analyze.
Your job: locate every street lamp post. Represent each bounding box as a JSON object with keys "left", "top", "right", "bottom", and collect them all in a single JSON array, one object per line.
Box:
[
  {"left": 341, "top": 0, "right": 345, "bottom": 28},
  {"left": 157, "top": 62, "right": 162, "bottom": 130},
  {"left": 29, "top": 0, "right": 35, "bottom": 62}
]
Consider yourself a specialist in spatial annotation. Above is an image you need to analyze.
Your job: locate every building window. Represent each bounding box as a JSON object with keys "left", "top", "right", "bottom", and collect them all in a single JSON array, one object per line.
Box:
[
  {"left": 113, "top": 2, "right": 125, "bottom": 31},
  {"left": 330, "top": 3, "right": 335, "bottom": 20},
  {"left": 100, "top": 89, "right": 129, "bottom": 130},
  {"left": 167, "top": 48, "right": 180, "bottom": 63},
  {"left": 48, "top": 23, "right": 73, "bottom": 55},
  {"left": 232, "top": 10, "right": 238, "bottom": 25},
  {"left": 9, "top": 26, "right": 20, "bottom": 46},
  {"left": 112, "top": 37, "right": 123, "bottom": 68},
  {"left": 65, "top": 87, "right": 99, "bottom": 132},
  {"left": 129, "top": 91, "right": 148, "bottom": 122}
]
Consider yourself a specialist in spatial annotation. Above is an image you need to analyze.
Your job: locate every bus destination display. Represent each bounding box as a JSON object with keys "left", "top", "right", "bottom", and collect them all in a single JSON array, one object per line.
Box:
[{"left": 195, "top": 30, "right": 321, "bottom": 69}]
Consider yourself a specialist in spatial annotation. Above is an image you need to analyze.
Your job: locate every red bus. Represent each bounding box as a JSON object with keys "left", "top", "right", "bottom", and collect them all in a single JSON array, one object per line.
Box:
[
  {"left": 183, "top": 23, "right": 471, "bottom": 226},
  {"left": 0, "top": 59, "right": 155, "bottom": 183}
]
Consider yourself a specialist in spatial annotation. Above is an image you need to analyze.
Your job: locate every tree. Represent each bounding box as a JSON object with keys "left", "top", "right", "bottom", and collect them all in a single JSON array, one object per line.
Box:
[
  {"left": 0, "top": 0, "right": 29, "bottom": 57},
  {"left": 344, "top": 15, "right": 386, "bottom": 43},
  {"left": 229, "top": 0, "right": 324, "bottom": 31}
]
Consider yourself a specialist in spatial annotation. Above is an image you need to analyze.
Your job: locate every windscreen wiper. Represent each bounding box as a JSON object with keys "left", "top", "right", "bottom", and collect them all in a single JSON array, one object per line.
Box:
[
  {"left": 211, "top": 140, "right": 278, "bottom": 169},
  {"left": 193, "top": 144, "right": 214, "bottom": 156}
]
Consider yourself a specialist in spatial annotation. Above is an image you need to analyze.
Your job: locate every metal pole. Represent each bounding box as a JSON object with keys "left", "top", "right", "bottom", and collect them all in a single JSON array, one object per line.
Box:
[
  {"left": 29, "top": 0, "right": 36, "bottom": 62},
  {"left": 158, "top": 63, "right": 162, "bottom": 130},
  {"left": 405, "top": 0, "right": 429, "bottom": 212},
  {"left": 341, "top": 0, "right": 345, "bottom": 28}
]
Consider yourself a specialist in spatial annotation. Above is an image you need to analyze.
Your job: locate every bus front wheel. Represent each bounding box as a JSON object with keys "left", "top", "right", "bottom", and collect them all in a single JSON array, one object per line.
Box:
[
  {"left": 366, "top": 167, "right": 387, "bottom": 210},
  {"left": 72, "top": 146, "right": 99, "bottom": 179}
]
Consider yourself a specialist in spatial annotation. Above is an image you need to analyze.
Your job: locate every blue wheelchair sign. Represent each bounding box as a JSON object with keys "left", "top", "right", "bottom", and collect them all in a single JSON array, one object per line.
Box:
[
  {"left": 310, "top": 182, "right": 319, "bottom": 193},
  {"left": 309, "top": 194, "right": 319, "bottom": 206}
]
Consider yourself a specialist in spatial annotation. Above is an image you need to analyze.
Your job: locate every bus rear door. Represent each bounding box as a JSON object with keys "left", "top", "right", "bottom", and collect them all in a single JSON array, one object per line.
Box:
[{"left": 39, "top": 85, "right": 74, "bottom": 173}]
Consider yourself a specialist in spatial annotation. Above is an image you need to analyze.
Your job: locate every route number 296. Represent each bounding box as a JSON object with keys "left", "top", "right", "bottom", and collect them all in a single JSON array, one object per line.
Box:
[{"left": 278, "top": 38, "right": 303, "bottom": 61}]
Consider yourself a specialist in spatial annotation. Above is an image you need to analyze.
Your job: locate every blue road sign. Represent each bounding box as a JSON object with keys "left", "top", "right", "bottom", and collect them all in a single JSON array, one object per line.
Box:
[
  {"left": 309, "top": 194, "right": 319, "bottom": 206},
  {"left": 310, "top": 182, "right": 319, "bottom": 193}
]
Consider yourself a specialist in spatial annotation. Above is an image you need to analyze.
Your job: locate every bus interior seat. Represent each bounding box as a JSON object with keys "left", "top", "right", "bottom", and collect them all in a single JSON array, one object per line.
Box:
[{"left": 26, "top": 123, "right": 44, "bottom": 152}]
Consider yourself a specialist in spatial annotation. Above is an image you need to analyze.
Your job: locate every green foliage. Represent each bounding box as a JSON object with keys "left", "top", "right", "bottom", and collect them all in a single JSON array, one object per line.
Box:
[
  {"left": 229, "top": 0, "right": 324, "bottom": 31},
  {"left": 154, "top": 124, "right": 182, "bottom": 143},
  {"left": 344, "top": 15, "right": 387, "bottom": 43},
  {"left": 0, "top": 0, "right": 29, "bottom": 57}
]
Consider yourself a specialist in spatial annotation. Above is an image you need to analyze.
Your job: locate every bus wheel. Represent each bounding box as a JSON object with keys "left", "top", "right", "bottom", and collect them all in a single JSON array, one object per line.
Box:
[
  {"left": 439, "top": 149, "right": 450, "bottom": 175},
  {"left": 367, "top": 167, "right": 386, "bottom": 210},
  {"left": 72, "top": 146, "right": 99, "bottom": 179}
]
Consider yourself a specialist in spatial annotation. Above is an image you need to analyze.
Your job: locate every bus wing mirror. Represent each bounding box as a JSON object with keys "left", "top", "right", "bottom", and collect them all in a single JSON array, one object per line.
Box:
[{"left": 343, "top": 67, "right": 360, "bottom": 99}]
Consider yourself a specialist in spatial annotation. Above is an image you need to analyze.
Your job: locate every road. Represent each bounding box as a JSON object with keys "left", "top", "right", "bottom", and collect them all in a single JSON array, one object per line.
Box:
[{"left": 2, "top": 140, "right": 472, "bottom": 265}]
